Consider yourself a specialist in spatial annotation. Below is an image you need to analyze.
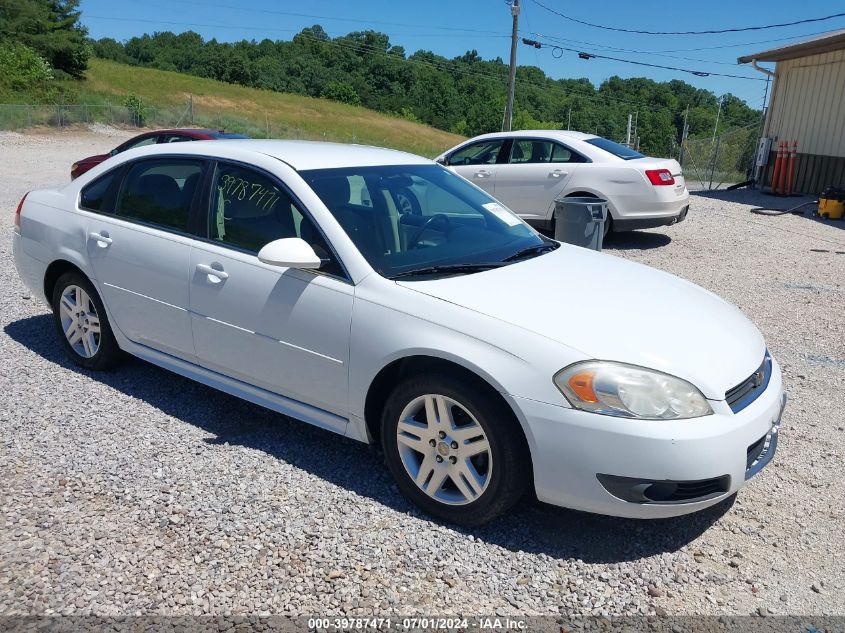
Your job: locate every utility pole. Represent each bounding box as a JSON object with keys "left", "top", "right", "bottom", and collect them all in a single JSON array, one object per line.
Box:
[
  {"left": 567, "top": 105, "right": 571, "bottom": 130},
  {"left": 679, "top": 105, "right": 689, "bottom": 163},
  {"left": 503, "top": 0, "right": 520, "bottom": 132},
  {"left": 626, "top": 113, "right": 633, "bottom": 146}
]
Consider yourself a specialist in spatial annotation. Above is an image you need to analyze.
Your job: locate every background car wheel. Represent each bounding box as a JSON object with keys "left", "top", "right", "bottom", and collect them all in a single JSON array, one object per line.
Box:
[
  {"left": 603, "top": 213, "right": 613, "bottom": 238},
  {"left": 393, "top": 187, "right": 421, "bottom": 215},
  {"left": 381, "top": 373, "right": 529, "bottom": 526},
  {"left": 51, "top": 272, "right": 121, "bottom": 370}
]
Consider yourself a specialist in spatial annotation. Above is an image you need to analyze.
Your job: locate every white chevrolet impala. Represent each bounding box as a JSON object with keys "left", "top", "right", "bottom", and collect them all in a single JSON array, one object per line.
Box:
[{"left": 13, "top": 140, "right": 784, "bottom": 525}]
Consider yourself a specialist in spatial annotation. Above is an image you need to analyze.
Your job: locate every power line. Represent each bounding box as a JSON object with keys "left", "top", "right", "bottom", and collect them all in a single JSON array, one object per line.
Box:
[
  {"left": 521, "top": 39, "right": 768, "bottom": 81},
  {"left": 530, "top": 0, "right": 845, "bottom": 36},
  {"left": 526, "top": 32, "right": 750, "bottom": 67},
  {"left": 154, "top": 0, "right": 510, "bottom": 36}
]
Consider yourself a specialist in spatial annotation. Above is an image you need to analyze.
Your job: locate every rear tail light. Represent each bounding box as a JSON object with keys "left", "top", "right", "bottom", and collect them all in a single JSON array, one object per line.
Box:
[
  {"left": 14, "top": 192, "right": 29, "bottom": 230},
  {"left": 645, "top": 169, "right": 675, "bottom": 186}
]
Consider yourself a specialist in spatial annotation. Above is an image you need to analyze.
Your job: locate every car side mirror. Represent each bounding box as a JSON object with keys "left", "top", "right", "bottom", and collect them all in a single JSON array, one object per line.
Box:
[
  {"left": 109, "top": 149, "right": 118, "bottom": 156},
  {"left": 435, "top": 156, "right": 447, "bottom": 165},
  {"left": 257, "top": 237, "right": 322, "bottom": 269}
]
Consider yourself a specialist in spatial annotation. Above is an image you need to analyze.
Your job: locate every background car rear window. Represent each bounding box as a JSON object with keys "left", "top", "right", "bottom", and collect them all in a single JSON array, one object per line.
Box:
[
  {"left": 209, "top": 163, "right": 343, "bottom": 276},
  {"left": 79, "top": 169, "right": 118, "bottom": 213},
  {"left": 586, "top": 137, "right": 644, "bottom": 160},
  {"left": 116, "top": 159, "right": 204, "bottom": 232}
]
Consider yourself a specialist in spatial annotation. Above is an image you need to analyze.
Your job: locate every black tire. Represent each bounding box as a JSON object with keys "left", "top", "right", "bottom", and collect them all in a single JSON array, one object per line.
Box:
[
  {"left": 603, "top": 212, "right": 613, "bottom": 238},
  {"left": 393, "top": 187, "right": 422, "bottom": 216},
  {"left": 51, "top": 271, "right": 121, "bottom": 370},
  {"left": 380, "top": 373, "right": 530, "bottom": 526}
]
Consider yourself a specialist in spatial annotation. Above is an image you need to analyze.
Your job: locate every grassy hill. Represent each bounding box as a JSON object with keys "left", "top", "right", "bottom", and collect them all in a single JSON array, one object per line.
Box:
[{"left": 25, "top": 59, "right": 466, "bottom": 158}]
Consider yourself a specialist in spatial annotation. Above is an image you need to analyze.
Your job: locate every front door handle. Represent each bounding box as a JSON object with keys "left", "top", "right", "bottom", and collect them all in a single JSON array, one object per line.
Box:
[
  {"left": 474, "top": 170, "right": 491, "bottom": 179},
  {"left": 88, "top": 231, "right": 112, "bottom": 246},
  {"left": 196, "top": 263, "right": 229, "bottom": 282},
  {"left": 550, "top": 170, "right": 569, "bottom": 178}
]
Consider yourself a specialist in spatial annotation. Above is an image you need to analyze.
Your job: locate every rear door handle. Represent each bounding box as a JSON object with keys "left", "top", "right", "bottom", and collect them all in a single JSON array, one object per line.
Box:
[
  {"left": 474, "top": 170, "right": 491, "bottom": 178},
  {"left": 550, "top": 170, "right": 569, "bottom": 178},
  {"left": 196, "top": 263, "right": 229, "bottom": 282},
  {"left": 88, "top": 231, "right": 112, "bottom": 246}
]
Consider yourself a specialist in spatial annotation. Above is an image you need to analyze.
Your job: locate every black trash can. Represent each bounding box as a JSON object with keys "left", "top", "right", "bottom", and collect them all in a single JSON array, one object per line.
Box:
[{"left": 553, "top": 197, "right": 608, "bottom": 251}]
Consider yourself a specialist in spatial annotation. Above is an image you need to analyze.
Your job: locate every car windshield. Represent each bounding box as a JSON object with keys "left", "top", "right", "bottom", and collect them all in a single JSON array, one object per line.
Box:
[
  {"left": 300, "top": 164, "right": 554, "bottom": 279},
  {"left": 585, "top": 137, "right": 644, "bottom": 160}
]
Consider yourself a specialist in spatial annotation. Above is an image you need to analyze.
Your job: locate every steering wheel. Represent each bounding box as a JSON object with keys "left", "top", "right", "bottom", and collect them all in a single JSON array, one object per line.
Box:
[{"left": 408, "top": 213, "right": 451, "bottom": 249}]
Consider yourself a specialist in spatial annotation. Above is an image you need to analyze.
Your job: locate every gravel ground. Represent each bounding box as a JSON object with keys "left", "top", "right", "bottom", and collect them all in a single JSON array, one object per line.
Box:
[{"left": 1, "top": 127, "right": 843, "bottom": 618}]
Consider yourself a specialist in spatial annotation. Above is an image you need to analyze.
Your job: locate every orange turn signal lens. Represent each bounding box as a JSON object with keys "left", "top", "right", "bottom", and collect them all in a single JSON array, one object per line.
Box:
[{"left": 568, "top": 371, "right": 598, "bottom": 403}]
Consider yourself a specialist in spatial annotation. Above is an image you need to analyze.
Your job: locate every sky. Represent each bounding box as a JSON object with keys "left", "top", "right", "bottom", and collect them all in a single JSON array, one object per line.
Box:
[{"left": 78, "top": 0, "right": 845, "bottom": 108}]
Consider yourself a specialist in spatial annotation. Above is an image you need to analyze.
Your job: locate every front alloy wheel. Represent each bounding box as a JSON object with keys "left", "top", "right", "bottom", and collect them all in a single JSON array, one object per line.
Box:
[
  {"left": 396, "top": 394, "right": 492, "bottom": 505},
  {"left": 381, "top": 374, "right": 529, "bottom": 526}
]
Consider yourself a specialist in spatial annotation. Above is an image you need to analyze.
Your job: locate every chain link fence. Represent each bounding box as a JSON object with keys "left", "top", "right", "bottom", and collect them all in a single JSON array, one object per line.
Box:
[
  {"left": 680, "top": 123, "right": 760, "bottom": 191},
  {"left": 0, "top": 102, "right": 397, "bottom": 150}
]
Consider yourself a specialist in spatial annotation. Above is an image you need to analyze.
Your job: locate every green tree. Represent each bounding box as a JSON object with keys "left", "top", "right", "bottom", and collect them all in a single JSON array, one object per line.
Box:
[
  {"left": 0, "top": 0, "right": 90, "bottom": 77},
  {"left": 321, "top": 81, "right": 361, "bottom": 105}
]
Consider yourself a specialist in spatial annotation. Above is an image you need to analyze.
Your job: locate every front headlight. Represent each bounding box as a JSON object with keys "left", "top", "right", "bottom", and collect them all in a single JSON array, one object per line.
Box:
[{"left": 554, "top": 361, "right": 712, "bottom": 420}]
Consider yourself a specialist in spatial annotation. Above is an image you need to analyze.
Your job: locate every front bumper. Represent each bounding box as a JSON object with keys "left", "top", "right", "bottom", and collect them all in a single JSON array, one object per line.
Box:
[{"left": 509, "top": 363, "right": 785, "bottom": 518}]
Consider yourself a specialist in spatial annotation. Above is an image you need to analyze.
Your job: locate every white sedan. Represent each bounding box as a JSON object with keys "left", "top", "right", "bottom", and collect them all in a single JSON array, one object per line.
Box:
[
  {"left": 13, "top": 140, "right": 783, "bottom": 525},
  {"left": 436, "top": 130, "right": 690, "bottom": 234}
]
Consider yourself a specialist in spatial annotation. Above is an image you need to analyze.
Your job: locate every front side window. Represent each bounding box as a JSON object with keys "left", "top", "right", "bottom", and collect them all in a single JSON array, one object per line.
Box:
[
  {"left": 209, "top": 163, "right": 343, "bottom": 277},
  {"left": 80, "top": 169, "right": 118, "bottom": 213},
  {"left": 116, "top": 159, "right": 204, "bottom": 232},
  {"left": 118, "top": 135, "right": 159, "bottom": 153},
  {"left": 302, "top": 164, "right": 554, "bottom": 279},
  {"left": 447, "top": 139, "right": 504, "bottom": 166}
]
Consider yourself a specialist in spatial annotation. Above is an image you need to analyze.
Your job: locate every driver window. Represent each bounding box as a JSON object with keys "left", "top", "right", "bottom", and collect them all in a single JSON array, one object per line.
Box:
[
  {"left": 447, "top": 140, "right": 504, "bottom": 166},
  {"left": 123, "top": 136, "right": 159, "bottom": 151},
  {"left": 209, "top": 163, "right": 342, "bottom": 276}
]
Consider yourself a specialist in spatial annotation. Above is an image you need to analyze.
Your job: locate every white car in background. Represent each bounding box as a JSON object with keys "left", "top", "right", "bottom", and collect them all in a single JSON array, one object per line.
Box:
[
  {"left": 13, "top": 140, "right": 782, "bottom": 526},
  {"left": 436, "top": 130, "right": 689, "bottom": 234}
]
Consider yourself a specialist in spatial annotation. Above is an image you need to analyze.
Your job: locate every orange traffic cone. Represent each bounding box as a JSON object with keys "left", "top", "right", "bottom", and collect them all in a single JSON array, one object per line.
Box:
[
  {"left": 770, "top": 141, "right": 784, "bottom": 195},
  {"left": 785, "top": 140, "right": 798, "bottom": 196}
]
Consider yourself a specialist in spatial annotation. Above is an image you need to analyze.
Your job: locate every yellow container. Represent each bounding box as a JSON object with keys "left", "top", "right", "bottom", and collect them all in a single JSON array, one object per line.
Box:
[{"left": 819, "top": 196, "right": 845, "bottom": 219}]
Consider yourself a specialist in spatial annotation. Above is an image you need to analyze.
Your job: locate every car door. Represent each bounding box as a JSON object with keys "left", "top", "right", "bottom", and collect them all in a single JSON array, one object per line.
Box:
[
  {"left": 493, "top": 139, "right": 583, "bottom": 223},
  {"left": 188, "top": 160, "right": 353, "bottom": 430},
  {"left": 445, "top": 138, "right": 506, "bottom": 196},
  {"left": 85, "top": 157, "right": 206, "bottom": 362}
]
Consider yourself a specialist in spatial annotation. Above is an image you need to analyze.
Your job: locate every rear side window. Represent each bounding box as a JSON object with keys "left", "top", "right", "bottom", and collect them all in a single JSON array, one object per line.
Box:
[
  {"left": 116, "top": 159, "right": 204, "bottom": 233},
  {"left": 80, "top": 170, "right": 118, "bottom": 213}
]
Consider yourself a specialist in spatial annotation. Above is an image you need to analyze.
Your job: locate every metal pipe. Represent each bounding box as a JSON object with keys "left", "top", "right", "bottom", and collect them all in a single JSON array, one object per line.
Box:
[{"left": 750, "top": 59, "right": 776, "bottom": 78}]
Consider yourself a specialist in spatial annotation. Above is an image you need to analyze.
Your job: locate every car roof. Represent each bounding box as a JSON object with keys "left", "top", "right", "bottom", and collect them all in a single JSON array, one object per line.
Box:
[
  {"left": 469, "top": 129, "right": 598, "bottom": 142},
  {"left": 121, "top": 139, "right": 432, "bottom": 171}
]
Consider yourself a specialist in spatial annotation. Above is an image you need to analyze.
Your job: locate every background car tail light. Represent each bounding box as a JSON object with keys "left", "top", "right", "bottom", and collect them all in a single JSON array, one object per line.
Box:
[
  {"left": 14, "top": 192, "right": 29, "bottom": 229},
  {"left": 645, "top": 169, "right": 675, "bottom": 186}
]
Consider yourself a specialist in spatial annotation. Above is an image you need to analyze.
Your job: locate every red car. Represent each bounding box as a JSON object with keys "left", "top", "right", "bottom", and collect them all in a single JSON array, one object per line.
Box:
[{"left": 70, "top": 128, "right": 249, "bottom": 179}]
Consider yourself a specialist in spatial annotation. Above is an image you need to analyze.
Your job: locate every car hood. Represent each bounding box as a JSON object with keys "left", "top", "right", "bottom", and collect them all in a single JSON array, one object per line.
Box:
[{"left": 397, "top": 245, "right": 765, "bottom": 399}]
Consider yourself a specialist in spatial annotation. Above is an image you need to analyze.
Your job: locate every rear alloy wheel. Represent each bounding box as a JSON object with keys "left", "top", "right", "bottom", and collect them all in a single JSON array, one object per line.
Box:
[
  {"left": 51, "top": 272, "right": 121, "bottom": 370},
  {"left": 381, "top": 375, "right": 528, "bottom": 526}
]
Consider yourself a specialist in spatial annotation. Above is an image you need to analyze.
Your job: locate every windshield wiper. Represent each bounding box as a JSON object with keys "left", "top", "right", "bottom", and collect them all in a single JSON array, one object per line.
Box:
[
  {"left": 390, "top": 262, "right": 505, "bottom": 280},
  {"left": 502, "top": 241, "right": 559, "bottom": 262}
]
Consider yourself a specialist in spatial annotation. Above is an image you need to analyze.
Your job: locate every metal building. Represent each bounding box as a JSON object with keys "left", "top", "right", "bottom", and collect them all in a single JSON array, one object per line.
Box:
[{"left": 739, "top": 30, "right": 845, "bottom": 194}]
